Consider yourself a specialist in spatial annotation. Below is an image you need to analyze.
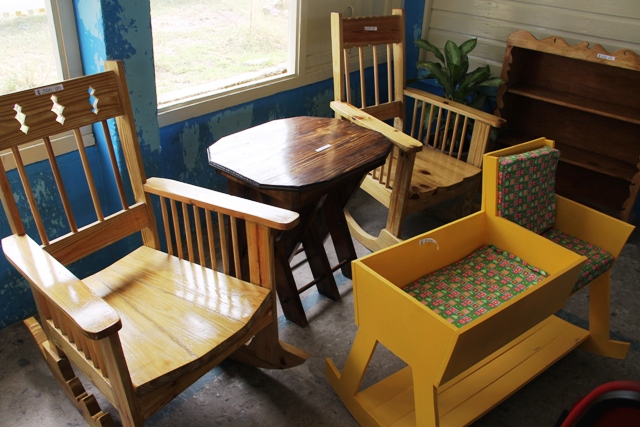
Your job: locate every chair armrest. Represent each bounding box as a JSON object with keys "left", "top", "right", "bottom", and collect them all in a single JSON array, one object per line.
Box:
[
  {"left": 144, "top": 177, "right": 299, "bottom": 231},
  {"left": 404, "top": 87, "right": 506, "bottom": 128},
  {"left": 554, "top": 195, "right": 635, "bottom": 258},
  {"left": 1, "top": 234, "right": 121, "bottom": 340},
  {"left": 330, "top": 101, "right": 423, "bottom": 153}
]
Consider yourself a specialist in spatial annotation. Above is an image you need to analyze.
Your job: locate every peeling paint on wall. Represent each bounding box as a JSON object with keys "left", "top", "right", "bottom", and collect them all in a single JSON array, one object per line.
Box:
[{"left": 0, "top": 0, "right": 426, "bottom": 329}]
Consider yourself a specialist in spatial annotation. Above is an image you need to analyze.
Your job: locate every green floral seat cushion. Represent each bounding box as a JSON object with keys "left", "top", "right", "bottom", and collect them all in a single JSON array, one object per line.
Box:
[
  {"left": 497, "top": 146, "right": 560, "bottom": 234},
  {"left": 540, "top": 228, "right": 614, "bottom": 293},
  {"left": 402, "top": 245, "right": 548, "bottom": 328}
]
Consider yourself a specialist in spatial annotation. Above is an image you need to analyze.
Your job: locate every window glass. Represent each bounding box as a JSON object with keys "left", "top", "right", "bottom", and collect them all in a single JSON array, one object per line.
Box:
[
  {"left": 150, "top": 0, "right": 293, "bottom": 107},
  {"left": 0, "top": 0, "right": 58, "bottom": 94}
]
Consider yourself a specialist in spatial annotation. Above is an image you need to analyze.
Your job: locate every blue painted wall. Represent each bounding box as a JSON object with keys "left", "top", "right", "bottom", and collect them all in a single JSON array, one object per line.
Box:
[{"left": 0, "top": 0, "right": 425, "bottom": 329}]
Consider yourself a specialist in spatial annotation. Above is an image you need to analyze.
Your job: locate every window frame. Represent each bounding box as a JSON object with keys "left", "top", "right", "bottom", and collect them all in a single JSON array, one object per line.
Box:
[{"left": 0, "top": 0, "right": 94, "bottom": 171}]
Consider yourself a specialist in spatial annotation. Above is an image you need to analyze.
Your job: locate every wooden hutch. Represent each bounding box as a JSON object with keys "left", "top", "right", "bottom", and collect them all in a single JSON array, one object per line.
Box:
[{"left": 495, "top": 30, "right": 640, "bottom": 221}]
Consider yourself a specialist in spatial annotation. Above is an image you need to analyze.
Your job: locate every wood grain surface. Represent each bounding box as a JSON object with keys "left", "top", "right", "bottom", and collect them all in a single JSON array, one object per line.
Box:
[{"left": 207, "top": 116, "right": 391, "bottom": 190}]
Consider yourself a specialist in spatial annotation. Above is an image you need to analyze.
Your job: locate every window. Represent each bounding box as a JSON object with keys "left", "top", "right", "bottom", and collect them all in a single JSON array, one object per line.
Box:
[
  {"left": 151, "top": 0, "right": 294, "bottom": 106},
  {"left": 0, "top": 0, "right": 91, "bottom": 170},
  {"left": 152, "top": 0, "right": 404, "bottom": 126}
]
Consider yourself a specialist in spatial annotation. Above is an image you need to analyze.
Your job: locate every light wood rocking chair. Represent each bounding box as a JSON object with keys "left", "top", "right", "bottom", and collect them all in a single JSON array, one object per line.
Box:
[
  {"left": 331, "top": 8, "right": 505, "bottom": 251},
  {"left": 0, "top": 60, "right": 308, "bottom": 426}
]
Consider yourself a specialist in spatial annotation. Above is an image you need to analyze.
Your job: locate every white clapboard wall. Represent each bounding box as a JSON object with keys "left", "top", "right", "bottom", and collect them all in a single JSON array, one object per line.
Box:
[{"left": 420, "top": 0, "right": 640, "bottom": 76}]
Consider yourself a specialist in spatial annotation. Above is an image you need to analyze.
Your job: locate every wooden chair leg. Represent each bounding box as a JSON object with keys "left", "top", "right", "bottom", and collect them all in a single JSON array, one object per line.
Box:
[
  {"left": 579, "top": 273, "right": 630, "bottom": 359},
  {"left": 344, "top": 209, "right": 403, "bottom": 253},
  {"left": 24, "top": 318, "right": 115, "bottom": 427},
  {"left": 452, "top": 177, "right": 481, "bottom": 218},
  {"left": 232, "top": 322, "right": 309, "bottom": 369}
]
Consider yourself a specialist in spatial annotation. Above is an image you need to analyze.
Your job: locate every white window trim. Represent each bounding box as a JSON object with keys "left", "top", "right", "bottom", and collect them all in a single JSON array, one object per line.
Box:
[{"left": 1, "top": 0, "right": 94, "bottom": 172}]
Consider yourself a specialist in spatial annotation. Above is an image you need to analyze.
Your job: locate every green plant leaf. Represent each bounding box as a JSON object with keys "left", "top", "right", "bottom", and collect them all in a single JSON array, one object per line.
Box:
[
  {"left": 467, "top": 93, "right": 487, "bottom": 110},
  {"left": 415, "top": 39, "right": 445, "bottom": 63},
  {"left": 456, "top": 67, "right": 489, "bottom": 98},
  {"left": 459, "top": 38, "right": 477, "bottom": 56},
  {"left": 423, "top": 62, "right": 454, "bottom": 97},
  {"left": 478, "top": 77, "right": 504, "bottom": 87},
  {"left": 415, "top": 37, "right": 502, "bottom": 110},
  {"left": 444, "top": 41, "right": 465, "bottom": 95}
]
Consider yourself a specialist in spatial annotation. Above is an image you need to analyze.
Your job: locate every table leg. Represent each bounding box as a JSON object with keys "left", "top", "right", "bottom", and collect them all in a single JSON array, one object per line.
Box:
[
  {"left": 274, "top": 239, "right": 309, "bottom": 327},
  {"left": 302, "top": 224, "right": 340, "bottom": 301},
  {"left": 322, "top": 191, "right": 356, "bottom": 279}
]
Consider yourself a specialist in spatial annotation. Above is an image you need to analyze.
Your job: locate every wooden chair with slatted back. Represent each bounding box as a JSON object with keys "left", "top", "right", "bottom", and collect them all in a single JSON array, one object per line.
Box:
[
  {"left": 0, "top": 60, "right": 308, "bottom": 427},
  {"left": 331, "top": 8, "right": 505, "bottom": 251}
]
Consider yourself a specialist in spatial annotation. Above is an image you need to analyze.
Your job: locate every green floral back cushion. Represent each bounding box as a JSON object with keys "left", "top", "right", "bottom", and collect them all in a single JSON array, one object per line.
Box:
[
  {"left": 402, "top": 245, "right": 548, "bottom": 328},
  {"left": 497, "top": 146, "right": 560, "bottom": 234},
  {"left": 541, "top": 228, "right": 614, "bottom": 292}
]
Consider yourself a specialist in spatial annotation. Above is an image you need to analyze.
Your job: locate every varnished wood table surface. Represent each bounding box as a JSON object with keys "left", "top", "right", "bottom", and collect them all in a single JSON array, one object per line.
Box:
[{"left": 208, "top": 116, "right": 391, "bottom": 327}]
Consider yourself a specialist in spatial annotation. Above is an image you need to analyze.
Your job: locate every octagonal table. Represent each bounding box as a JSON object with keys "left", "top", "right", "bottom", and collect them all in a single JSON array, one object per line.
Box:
[{"left": 208, "top": 116, "right": 391, "bottom": 326}]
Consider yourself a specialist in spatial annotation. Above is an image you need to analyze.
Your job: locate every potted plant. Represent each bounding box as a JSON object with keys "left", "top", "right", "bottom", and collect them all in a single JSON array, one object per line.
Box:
[
  {"left": 414, "top": 38, "right": 503, "bottom": 151},
  {"left": 415, "top": 38, "right": 503, "bottom": 110}
]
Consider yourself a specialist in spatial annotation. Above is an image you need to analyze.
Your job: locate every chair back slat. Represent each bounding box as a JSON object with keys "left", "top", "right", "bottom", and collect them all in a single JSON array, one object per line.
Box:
[
  {"left": 193, "top": 207, "right": 206, "bottom": 266},
  {"left": 230, "top": 216, "right": 242, "bottom": 280},
  {"left": 182, "top": 202, "right": 194, "bottom": 263},
  {"left": 159, "top": 197, "right": 173, "bottom": 256},
  {"left": 358, "top": 47, "right": 367, "bottom": 108},
  {"left": 343, "top": 50, "right": 352, "bottom": 105},
  {"left": 43, "top": 136, "right": 78, "bottom": 233},
  {"left": 387, "top": 44, "right": 393, "bottom": 101},
  {"left": 372, "top": 46, "right": 380, "bottom": 105},
  {"left": 205, "top": 211, "right": 217, "bottom": 271},
  {"left": 218, "top": 212, "right": 230, "bottom": 275},
  {"left": 10, "top": 145, "right": 49, "bottom": 244},
  {"left": 74, "top": 128, "right": 104, "bottom": 221},
  {"left": 170, "top": 198, "right": 184, "bottom": 259},
  {"left": 101, "top": 121, "right": 129, "bottom": 210}
]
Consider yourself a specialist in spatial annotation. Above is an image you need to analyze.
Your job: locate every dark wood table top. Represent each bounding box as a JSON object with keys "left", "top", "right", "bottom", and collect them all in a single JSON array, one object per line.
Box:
[{"left": 207, "top": 116, "right": 391, "bottom": 192}]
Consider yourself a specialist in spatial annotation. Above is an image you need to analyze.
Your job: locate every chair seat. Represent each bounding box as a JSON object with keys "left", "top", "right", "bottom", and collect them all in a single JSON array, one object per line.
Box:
[
  {"left": 378, "top": 146, "right": 481, "bottom": 196},
  {"left": 83, "top": 246, "right": 272, "bottom": 396},
  {"left": 541, "top": 228, "right": 615, "bottom": 292},
  {"left": 402, "top": 244, "right": 548, "bottom": 327}
]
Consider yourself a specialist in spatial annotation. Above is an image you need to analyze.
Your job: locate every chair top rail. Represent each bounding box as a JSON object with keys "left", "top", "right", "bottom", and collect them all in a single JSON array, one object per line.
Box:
[
  {"left": 339, "top": 14, "right": 402, "bottom": 48},
  {"left": 0, "top": 71, "right": 124, "bottom": 150}
]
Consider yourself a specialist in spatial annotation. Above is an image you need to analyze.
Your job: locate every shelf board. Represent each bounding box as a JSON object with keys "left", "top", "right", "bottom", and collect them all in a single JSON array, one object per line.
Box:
[
  {"left": 556, "top": 162, "right": 631, "bottom": 217},
  {"left": 507, "top": 83, "right": 640, "bottom": 126},
  {"left": 555, "top": 143, "right": 639, "bottom": 182}
]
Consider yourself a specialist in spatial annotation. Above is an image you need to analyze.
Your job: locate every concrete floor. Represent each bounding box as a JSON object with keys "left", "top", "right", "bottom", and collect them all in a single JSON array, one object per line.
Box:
[{"left": 1, "top": 189, "right": 639, "bottom": 427}]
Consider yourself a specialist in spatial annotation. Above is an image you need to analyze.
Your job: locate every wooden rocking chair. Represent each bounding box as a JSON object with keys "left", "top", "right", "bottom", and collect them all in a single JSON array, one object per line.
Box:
[
  {"left": 0, "top": 60, "right": 308, "bottom": 426},
  {"left": 331, "top": 8, "right": 505, "bottom": 251}
]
